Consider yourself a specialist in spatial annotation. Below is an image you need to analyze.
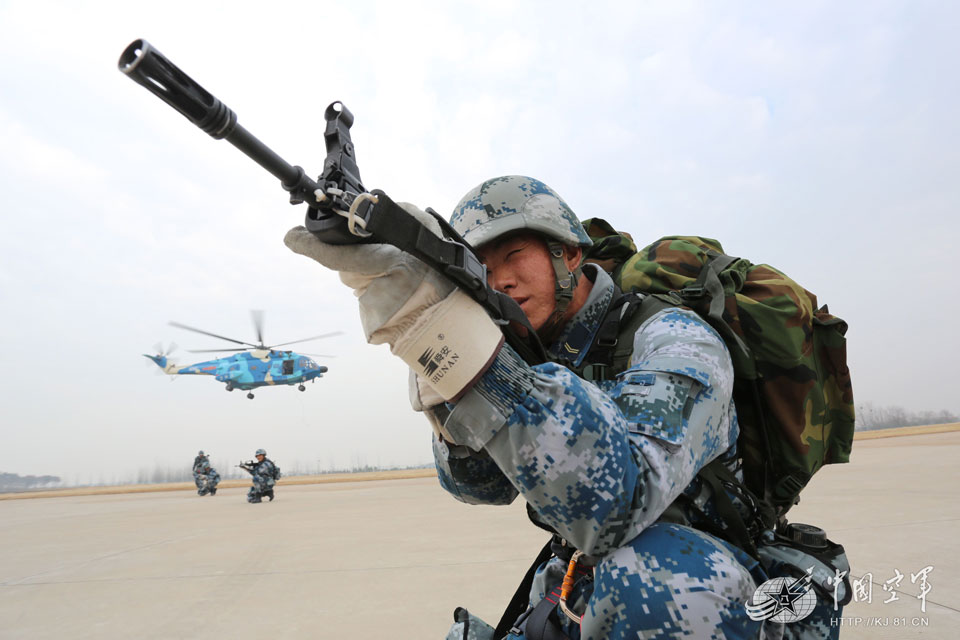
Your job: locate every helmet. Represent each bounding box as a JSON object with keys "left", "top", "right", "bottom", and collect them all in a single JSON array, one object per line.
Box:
[
  {"left": 198, "top": 450, "right": 205, "bottom": 456},
  {"left": 451, "top": 176, "right": 592, "bottom": 335},
  {"left": 255, "top": 449, "right": 267, "bottom": 456},
  {"left": 450, "top": 176, "right": 591, "bottom": 250}
]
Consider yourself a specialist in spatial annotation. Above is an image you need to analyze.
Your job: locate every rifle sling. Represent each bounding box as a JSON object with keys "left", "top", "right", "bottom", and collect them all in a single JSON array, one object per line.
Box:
[{"left": 365, "top": 190, "right": 547, "bottom": 365}]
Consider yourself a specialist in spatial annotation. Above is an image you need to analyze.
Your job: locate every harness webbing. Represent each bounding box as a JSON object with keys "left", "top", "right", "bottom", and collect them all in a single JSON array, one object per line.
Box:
[{"left": 492, "top": 537, "right": 555, "bottom": 639}]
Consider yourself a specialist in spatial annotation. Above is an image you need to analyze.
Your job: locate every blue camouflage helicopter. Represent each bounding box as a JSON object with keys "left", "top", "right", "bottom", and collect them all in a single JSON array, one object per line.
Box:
[{"left": 144, "top": 311, "right": 340, "bottom": 399}]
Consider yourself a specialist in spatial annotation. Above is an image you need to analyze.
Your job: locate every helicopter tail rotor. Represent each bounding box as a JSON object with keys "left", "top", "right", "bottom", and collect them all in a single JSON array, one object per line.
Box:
[
  {"left": 151, "top": 341, "right": 178, "bottom": 358},
  {"left": 143, "top": 342, "right": 180, "bottom": 375}
]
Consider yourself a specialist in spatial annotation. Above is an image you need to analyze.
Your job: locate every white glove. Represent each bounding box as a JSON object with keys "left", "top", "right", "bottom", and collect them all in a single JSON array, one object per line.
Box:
[
  {"left": 409, "top": 369, "right": 461, "bottom": 443},
  {"left": 284, "top": 202, "right": 503, "bottom": 401}
]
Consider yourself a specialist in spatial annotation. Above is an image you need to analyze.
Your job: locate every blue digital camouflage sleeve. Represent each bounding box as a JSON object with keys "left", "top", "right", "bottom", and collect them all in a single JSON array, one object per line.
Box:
[
  {"left": 432, "top": 435, "right": 518, "bottom": 506},
  {"left": 435, "top": 306, "right": 737, "bottom": 556}
]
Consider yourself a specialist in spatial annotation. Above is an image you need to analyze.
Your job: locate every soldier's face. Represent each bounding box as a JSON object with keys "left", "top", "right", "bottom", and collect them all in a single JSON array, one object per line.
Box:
[
  {"left": 256, "top": 454, "right": 265, "bottom": 462},
  {"left": 479, "top": 232, "right": 569, "bottom": 331}
]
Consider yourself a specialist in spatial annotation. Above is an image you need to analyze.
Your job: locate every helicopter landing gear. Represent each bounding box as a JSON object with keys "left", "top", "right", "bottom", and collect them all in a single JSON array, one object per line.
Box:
[
  {"left": 298, "top": 384, "right": 306, "bottom": 391},
  {"left": 225, "top": 383, "right": 234, "bottom": 392},
  {"left": 246, "top": 392, "right": 255, "bottom": 399}
]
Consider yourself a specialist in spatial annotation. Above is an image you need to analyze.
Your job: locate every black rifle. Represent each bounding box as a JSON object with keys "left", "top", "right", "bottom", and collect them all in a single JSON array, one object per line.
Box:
[
  {"left": 118, "top": 39, "right": 545, "bottom": 365},
  {"left": 237, "top": 461, "right": 256, "bottom": 475}
]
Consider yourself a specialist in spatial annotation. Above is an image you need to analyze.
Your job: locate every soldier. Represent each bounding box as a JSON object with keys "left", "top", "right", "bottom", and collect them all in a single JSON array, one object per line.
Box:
[
  {"left": 192, "top": 450, "right": 209, "bottom": 491},
  {"left": 284, "top": 176, "right": 844, "bottom": 639},
  {"left": 240, "top": 448, "right": 279, "bottom": 503},
  {"left": 195, "top": 459, "right": 220, "bottom": 496}
]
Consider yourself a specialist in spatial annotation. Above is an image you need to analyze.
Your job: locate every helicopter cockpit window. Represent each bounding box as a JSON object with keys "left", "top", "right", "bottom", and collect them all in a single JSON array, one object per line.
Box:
[{"left": 283, "top": 359, "right": 294, "bottom": 375}]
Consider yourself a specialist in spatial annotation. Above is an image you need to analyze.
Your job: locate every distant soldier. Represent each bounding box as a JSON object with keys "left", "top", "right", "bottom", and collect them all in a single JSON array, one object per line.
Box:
[
  {"left": 238, "top": 448, "right": 280, "bottom": 503},
  {"left": 192, "top": 450, "right": 209, "bottom": 491},
  {"left": 195, "top": 460, "right": 220, "bottom": 496}
]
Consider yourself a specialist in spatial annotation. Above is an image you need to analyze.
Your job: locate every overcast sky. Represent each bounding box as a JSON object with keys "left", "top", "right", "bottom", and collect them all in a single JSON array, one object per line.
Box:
[{"left": 1, "top": 1, "right": 957, "bottom": 483}]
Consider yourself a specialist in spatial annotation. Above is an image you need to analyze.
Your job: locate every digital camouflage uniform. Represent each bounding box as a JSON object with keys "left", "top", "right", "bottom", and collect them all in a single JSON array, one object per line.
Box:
[
  {"left": 433, "top": 177, "right": 845, "bottom": 640},
  {"left": 434, "top": 264, "right": 766, "bottom": 639},
  {"left": 247, "top": 458, "right": 278, "bottom": 503},
  {"left": 192, "top": 452, "right": 210, "bottom": 490},
  {"left": 195, "top": 464, "right": 220, "bottom": 496}
]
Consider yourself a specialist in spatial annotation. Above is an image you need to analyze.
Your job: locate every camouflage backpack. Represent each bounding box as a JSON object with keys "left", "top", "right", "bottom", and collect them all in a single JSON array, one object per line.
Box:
[{"left": 580, "top": 218, "right": 855, "bottom": 519}]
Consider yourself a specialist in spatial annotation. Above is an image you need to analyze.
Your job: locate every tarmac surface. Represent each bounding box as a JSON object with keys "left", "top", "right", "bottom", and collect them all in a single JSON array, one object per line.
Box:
[{"left": 1, "top": 427, "right": 957, "bottom": 639}]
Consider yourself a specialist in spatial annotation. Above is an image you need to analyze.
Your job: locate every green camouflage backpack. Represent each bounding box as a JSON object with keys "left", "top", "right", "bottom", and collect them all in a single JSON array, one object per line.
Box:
[{"left": 581, "top": 218, "right": 855, "bottom": 519}]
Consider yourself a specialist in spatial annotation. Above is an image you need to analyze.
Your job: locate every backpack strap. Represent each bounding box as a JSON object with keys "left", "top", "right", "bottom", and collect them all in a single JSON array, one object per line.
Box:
[
  {"left": 686, "top": 460, "right": 776, "bottom": 560},
  {"left": 492, "top": 537, "right": 559, "bottom": 640},
  {"left": 678, "top": 252, "right": 755, "bottom": 379},
  {"left": 520, "top": 591, "right": 570, "bottom": 640},
  {"left": 578, "top": 291, "right": 679, "bottom": 381}
]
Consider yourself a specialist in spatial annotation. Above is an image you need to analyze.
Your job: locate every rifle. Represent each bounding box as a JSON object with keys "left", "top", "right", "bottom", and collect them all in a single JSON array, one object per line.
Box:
[
  {"left": 237, "top": 461, "right": 256, "bottom": 475},
  {"left": 117, "top": 39, "right": 546, "bottom": 365}
]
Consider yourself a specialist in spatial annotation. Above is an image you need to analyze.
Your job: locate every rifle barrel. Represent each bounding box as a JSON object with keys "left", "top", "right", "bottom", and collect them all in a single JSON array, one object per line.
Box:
[{"left": 118, "top": 39, "right": 319, "bottom": 196}]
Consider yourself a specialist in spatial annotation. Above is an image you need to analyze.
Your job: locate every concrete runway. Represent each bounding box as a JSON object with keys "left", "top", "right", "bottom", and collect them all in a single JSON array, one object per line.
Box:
[{"left": 2, "top": 430, "right": 957, "bottom": 639}]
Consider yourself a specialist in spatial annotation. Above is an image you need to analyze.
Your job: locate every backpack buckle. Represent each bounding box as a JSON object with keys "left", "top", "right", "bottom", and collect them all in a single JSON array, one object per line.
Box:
[{"left": 681, "top": 285, "right": 706, "bottom": 300}]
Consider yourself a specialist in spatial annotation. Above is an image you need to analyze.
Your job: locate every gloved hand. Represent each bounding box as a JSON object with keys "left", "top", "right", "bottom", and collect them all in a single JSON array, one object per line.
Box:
[
  {"left": 409, "top": 369, "right": 461, "bottom": 443},
  {"left": 284, "top": 202, "right": 504, "bottom": 401}
]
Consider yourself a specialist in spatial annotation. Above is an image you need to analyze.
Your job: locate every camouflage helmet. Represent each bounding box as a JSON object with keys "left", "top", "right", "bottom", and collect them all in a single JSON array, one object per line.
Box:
[
  {"left": 450, "top": 176, "right": 592, "bottom": 249},
  {"left": 198, "top": 450, "right": 205, "bottom": 456},
  {"left": 255, "top": 448, "right": 267, "bottom": 456}
]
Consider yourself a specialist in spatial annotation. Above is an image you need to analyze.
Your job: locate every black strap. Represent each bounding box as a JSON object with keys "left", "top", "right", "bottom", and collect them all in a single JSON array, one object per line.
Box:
[
  {"left": 577, "top": 289, "right": 631, "bottom": 374},
  {"left": 522, "top": 590, "right": 570, "bottom": 640},
  {"left": 493, "top": 538, "right": 556, "bottom": 640},
  {"left": 695, "top": 462, "right": 760, "bottom": 559},
  {"left": 576, "top": 291, "right": 678, "bottom": 381},
  {"left": 364, "top": 190, "right": 548, "bottom": 365}
]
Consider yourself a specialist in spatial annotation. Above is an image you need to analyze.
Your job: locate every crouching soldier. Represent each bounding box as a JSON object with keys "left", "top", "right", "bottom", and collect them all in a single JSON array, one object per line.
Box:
[
  {"left": 239, "top": 448, "right": 280, "bottom": 503},
  {"left": 192, "top": 450, "right": 209, "bottom": 491},
  {"left": 284, "top": 176, "right": 848, "bottom": 639},
  {"left": 195, "top": 460, "right": 220, "bottom": 496}
]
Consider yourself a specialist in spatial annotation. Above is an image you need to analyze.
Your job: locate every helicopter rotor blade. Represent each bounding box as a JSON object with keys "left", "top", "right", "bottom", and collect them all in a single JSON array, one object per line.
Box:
[
  {"left": 169, "top": 322, "right": 258, "bottom": 348},
  {"left": 187, "top": 347, "right": 250, "bottom": 353},
  {"left": 251, "top": 310, "right": 265, "bottom": 347},
  {"left": 268, "top": 331, "right": 344, "bottom": 349}
]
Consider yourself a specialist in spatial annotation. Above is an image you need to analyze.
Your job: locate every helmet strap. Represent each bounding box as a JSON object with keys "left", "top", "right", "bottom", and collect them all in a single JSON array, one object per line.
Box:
[{"left": 539, "top": 242, "right": 582, "bottom": 340}]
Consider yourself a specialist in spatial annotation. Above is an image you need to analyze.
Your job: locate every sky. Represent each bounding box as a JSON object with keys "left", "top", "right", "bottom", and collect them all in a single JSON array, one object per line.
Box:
[{"left": 0, "top": 0, "right": 957, "bottom": 484}]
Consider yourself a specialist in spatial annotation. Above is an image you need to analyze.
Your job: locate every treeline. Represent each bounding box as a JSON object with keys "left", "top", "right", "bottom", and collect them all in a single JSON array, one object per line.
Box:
[
  {"left": 0, "top": 472, "right": 62, "bottom": 492},
  {"left": 855, "top": 402, "right": 958, "bottom": 430},
  {"left": 125, "top": 460, "right": 434, "bottom": 486}
]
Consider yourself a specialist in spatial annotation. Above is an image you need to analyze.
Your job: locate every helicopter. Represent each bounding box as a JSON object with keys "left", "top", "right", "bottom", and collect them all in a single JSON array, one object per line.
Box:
[{"left": 144, "top": 311, "right": 341, "bottom": 399}]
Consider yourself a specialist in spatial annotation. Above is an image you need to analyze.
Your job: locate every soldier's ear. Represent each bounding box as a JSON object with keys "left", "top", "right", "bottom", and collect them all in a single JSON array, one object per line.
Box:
[{"left": 564, "top": 245, "right": 583, "bottom": 270}]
